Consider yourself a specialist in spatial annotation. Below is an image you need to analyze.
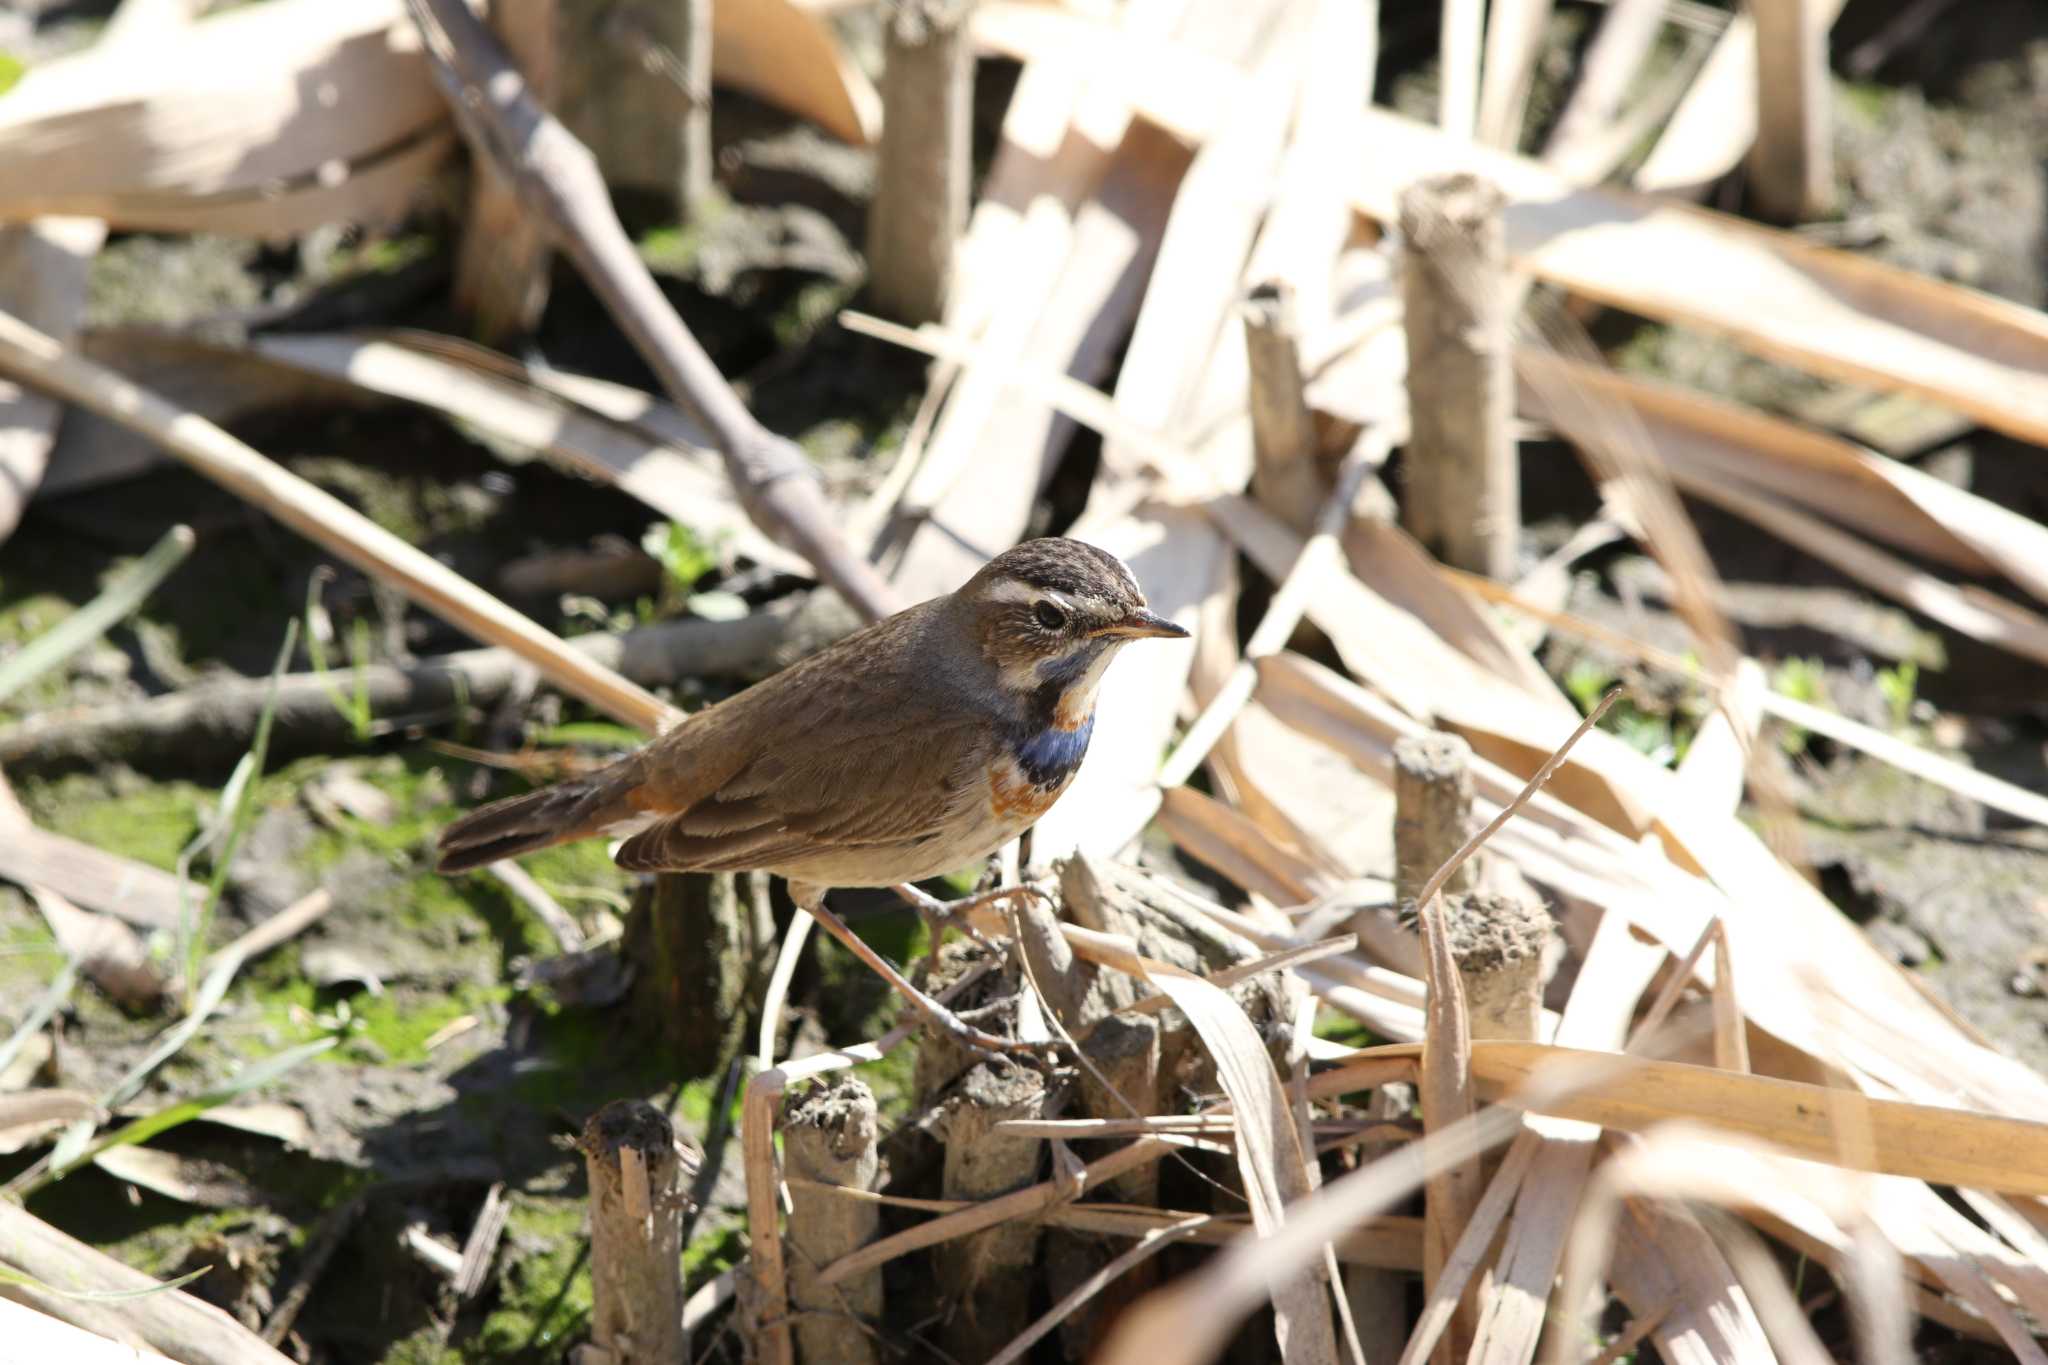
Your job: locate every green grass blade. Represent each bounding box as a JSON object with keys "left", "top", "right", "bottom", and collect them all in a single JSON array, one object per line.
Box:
[
  {"left": 45, "top": 1036, "right": 338, "bottom": 1186},
  {"left": 0, "top": 958, "right": 77, "bottom": 1078},
  {"left": 0, "top": 1261, "right": 212, "bottom": 1302},
  {"left": 0, "top": 525, "right": 194, "bottom": 706},
  {"left": 179, "top": 621, "right": 298, "bottom": 1006}
]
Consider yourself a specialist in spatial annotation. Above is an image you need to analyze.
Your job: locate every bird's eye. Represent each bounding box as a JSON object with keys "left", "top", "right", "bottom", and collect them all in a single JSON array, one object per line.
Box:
[{"left": 1033, "top": 601, "right": 1068, "bottom": 631}]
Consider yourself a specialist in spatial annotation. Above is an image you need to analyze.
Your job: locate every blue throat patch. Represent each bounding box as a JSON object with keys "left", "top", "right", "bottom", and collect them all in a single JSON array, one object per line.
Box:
[{"left": 1011, "top": 713, "right": 1095, "bottom": 788}]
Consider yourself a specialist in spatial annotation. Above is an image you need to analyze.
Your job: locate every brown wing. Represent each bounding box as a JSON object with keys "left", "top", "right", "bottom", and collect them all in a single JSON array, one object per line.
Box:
[
  {"left": 612, "top": 600, "right": 992, "bottom": 874},
  {"left": 614, "top": 710, "right": 986, "bottom": 873}
]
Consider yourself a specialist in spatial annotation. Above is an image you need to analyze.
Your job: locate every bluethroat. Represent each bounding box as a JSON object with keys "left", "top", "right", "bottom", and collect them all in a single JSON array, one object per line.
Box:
[{"left": 438, "top": 537, "right": 1189, "bottom": 1052}]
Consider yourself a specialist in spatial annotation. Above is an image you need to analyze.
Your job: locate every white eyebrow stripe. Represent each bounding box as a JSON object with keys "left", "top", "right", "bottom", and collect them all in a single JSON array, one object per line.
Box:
[
  {"left": 983, "top": 578, "right": 1037, "bottom": 604},
  {"left": 985, "top": 579, "right": 1079, "bottom": 613}
]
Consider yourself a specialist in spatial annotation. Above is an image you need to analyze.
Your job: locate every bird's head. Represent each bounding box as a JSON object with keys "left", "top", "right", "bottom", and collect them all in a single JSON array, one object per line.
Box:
[{"left": 958, "top": 537, "right": 1188, "bottom": 725}]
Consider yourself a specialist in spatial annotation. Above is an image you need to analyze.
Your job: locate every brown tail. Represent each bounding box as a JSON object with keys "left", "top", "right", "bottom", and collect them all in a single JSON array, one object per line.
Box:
[{"left": 437, "top": 765, "right": 638, "bottom": 874}]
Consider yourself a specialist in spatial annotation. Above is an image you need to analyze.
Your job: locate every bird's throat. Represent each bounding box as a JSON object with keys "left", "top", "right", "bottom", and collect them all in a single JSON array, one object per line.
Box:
[{"left": 1011, "top": 712, "right": 1096, "bottom": 788}]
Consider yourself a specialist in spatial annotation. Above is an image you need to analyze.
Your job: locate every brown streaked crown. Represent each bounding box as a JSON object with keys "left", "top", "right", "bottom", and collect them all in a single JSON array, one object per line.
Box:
[{"left": 966, "top": 537, "right": 1146, "bottom": 612}]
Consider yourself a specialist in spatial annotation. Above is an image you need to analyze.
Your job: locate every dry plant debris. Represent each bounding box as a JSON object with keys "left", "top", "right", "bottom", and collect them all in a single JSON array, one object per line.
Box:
[{"left": 0, "top": 1, "right": 2046, "bottom": 1364}]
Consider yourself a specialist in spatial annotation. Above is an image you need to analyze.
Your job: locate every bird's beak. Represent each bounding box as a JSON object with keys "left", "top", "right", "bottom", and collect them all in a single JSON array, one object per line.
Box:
[{"left": 1094, "top": 608, "right": 1190, "bottom": 641}]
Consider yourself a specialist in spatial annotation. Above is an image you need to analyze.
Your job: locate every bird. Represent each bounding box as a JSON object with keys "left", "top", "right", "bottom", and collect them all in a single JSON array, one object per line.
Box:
[{"left": 437, "top": 536, "right": 1189, "bottom": 1052}]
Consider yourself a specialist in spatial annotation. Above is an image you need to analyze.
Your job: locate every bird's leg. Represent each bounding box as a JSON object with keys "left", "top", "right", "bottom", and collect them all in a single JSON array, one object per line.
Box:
[{"left": 792, "top": 885, "right": 1046, "bottom": 1058}]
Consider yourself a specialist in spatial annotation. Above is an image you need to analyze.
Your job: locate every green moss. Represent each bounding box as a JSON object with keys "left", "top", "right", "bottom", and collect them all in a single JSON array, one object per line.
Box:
[
  {"left": 774, "top": 279, "right": 858, "bottom": 349},
  {"left": 285, "top": 457, "right": 493, "bottom": 545},
  {"left": 18, "top": 772, "right": 208, "bottom": 873},
  {"left": 469, "top": 1197, "right": 593, "bottom": 1358},
  {"left": 1840, "top": 81, "right": 1892, "bottom": 125},
  {"left": 683, "top": 1214, "right": 745, "bottom": 1282}
]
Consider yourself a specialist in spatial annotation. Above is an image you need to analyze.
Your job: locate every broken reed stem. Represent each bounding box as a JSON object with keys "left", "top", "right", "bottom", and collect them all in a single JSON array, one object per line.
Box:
[
  {"left": 1411, "top": 688, "right": 1620, "bottom": 1363},
  {"left": 407, "top": 0, "right": 901, "bottom": 625},
  {"left": 866, "top": 0, "right": 976, "bottom": 325},
  {"left": 0, "top": 307, "right": 677, "bottom": 734},
  {"left": 1748, "top": 0, "right": 1836, "bottom": 224},
  {"left": 1399, "top": 172, "right": 1518, "bottom": 580},
  {"left": 578, "top": 1100, "right": 694, "bottom": 1365},
  {"left": 1393, "top": 733, "right": 1477, "bottom": 905},
  {"left": 453, "top": 0, "right": 556, "bottom": 342},
  {"left": 1243, "top": 280, "right": 1323, "bottom": 534},
  {"left": 0, "top": 1199, "right": 294, "bottom": 1365},
  {"left": 783, "top": 1079, "right": 883, "bottom": 1365}
]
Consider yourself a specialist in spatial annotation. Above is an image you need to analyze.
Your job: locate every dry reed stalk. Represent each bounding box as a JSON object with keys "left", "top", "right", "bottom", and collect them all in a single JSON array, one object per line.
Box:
[
  {"left": 867, "top": 0, "right": 977, "bottom": 326},
  {"left": 1476, "top": 0, "right": 1555, "bottom": 149},
  {"left": 1442, "top": 567, "right": 2048, "bottom": 832},
  {"left": 0, "top": 1201, "right": 293, "bottom": 1365},
  {"left": 1408, "top": 690, "right": 1619, "bottom": 1361},
  {"left": 0, "top": 0, "right": 451, "bottom": 236},
  {"left": 1243, "top": 280, "right": 1322, "bottom": 533},
  {"left": 935, "top": 1063, "right": 1051, "bottom": 1361},
  {"left": 1747, "top": 0, "right": 1835, "bottom": 223},
  {"left": 1441, "top": 891, "right": 1552, "bottom": 1044},
  {"left": 0, "top": 591, "right": 857, "bottom": 772},
  {"left": 1439, "top": 0, "right": 1484, "bottom": 138},
  {"left": 791, "top": 1180, "right": 1428, "bottom": 1268},
  {"left": 1352, "top": 105, "right": 2048, "bottom": 451},
  {"left": 553, "top": 0, "right": 711, "bottom": 210},
  {"left": 1540, "top": 0, "right": 1664, "bottom": 170},
  {"left": 0, "top": 217, "right": 99, "bottom": 544}
]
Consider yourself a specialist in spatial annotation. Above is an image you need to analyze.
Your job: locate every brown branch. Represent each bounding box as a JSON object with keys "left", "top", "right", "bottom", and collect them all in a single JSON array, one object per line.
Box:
[{"left": 405, "top": 0, "right": 900, "bottom": 625}]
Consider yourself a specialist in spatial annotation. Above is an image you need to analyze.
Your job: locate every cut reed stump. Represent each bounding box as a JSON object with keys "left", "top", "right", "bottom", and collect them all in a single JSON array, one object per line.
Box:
[
  {"left": 1243, "top": 280, "right": 1323, "bottom": 535},
  {"left": 556, "top": 0, "right": 713, "bottom": 216},
  {"left": 454, "top": 0, "right": 557, "bottom": 343},
  {"left": 626, "top": 870, "right": 771, "bottom": 1075},
  {"left": 1399, "top": 173, "right": 1518, "bottom": 580},
  {"left": 1394, "top": 732, "right": 1477, "bottom": 905},
  {"left": 576, "top": 1100, "right": 697, "bottom": 1365},
  {"left": 1748, "top": 0, "right": 1836, "bottom": 224},
  {"left": 783, "top": 1078, "right": 883, "bottom": 1365},
  {"left": 1441, "top": 891, "right": 1552, "bottom": 1043},
  {"left": 866, "top": 0, "right": 976, "bottom": 324},
  {"left": 937, "top": 1062, "right": 1048, "bottom": 1362}
]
